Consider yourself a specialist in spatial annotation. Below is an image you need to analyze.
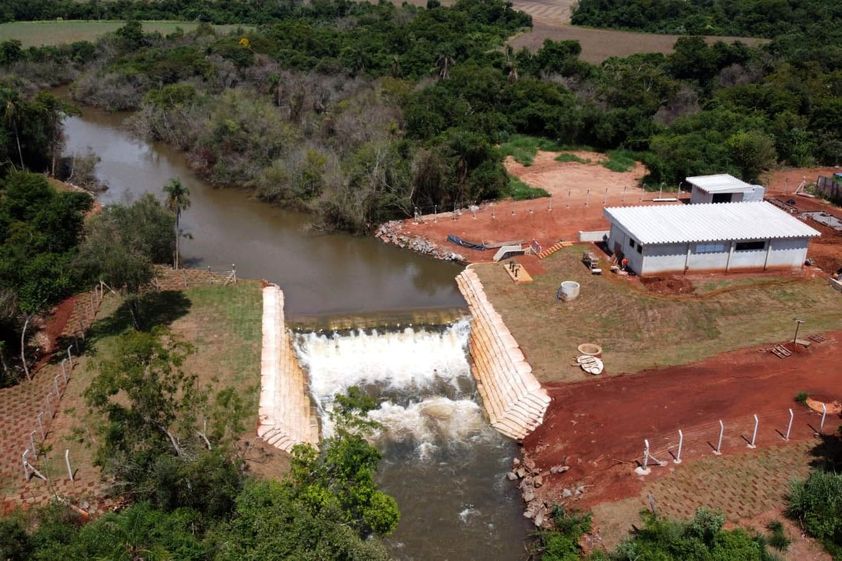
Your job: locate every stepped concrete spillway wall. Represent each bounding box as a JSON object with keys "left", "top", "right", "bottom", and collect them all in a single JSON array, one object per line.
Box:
[
  {"left": 258, "top": 285, "right": 320, "bottom": 453},
  {"left": 456, "top": 269, "right": 551, "bottom": 441}
]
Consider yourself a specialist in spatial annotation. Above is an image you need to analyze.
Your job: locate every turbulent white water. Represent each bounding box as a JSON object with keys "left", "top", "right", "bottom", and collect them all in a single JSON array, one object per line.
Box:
[
  {"left": 294, "top": 320, "right": 529, "bottom": 560},
  {"left": 294, "top": 319, "right": 495, "bottom": 450}
]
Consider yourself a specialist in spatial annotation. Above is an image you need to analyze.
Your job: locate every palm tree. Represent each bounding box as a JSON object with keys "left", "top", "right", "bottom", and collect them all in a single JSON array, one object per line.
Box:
[
  {"left": 163, "top": 178, "right": 190, "bottom": 270},
  {"left": 4, "top": 96, "right": 24, "bottom": 169}
]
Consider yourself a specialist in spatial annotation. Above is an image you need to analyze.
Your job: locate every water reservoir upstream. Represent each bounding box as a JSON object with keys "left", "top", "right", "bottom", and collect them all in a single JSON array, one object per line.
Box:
[{"left": 64, "top": 109, "right": 529, "bottom": 559}]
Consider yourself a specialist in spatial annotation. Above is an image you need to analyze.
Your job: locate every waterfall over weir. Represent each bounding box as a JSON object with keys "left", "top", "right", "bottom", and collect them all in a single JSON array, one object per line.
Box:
[
  {"left": 293, "top": 321, "right": 529, "bottom": 560},
  {"left": 294, "top": 319, "right": 493, "bottom": 450}
]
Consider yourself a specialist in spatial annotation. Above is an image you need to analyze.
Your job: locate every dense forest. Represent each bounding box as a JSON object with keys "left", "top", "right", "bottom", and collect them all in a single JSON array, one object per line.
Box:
[{"left": 2, "top": 0, "right": 840, "bottom": 234}]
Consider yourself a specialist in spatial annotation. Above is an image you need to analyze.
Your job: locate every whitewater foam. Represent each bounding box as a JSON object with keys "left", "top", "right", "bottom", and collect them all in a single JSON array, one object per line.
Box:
[
  {"left": 294, "top": 319, "right": 472, "bottom": 400},
  {"left": 294, "top": 320, "right": 498, "bottom": 451}
]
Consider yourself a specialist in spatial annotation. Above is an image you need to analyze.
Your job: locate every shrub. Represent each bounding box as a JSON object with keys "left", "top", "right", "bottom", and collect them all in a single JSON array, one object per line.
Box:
[
  {"left": 601, "top": 149, "right": 637, "bottom": 173},
  {"left": 787, "top": 470, "right": 842, "bottom": 558},
  {"left": 795, "top": 392, "right": 809, "bottom": 405},
  {"left": 506, "top": 176, "right": 550, "bottom": 200},
  {"left": 766, "top": 520, "right": 790, "bottom": 551},
  {"left": 555, "top": 153, "right": 590, "bottom": 164}
]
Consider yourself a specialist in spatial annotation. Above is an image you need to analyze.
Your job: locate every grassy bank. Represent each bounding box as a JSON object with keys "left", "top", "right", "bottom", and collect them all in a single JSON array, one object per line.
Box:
[
  {"left": 35, "top": 277, "right": 267, "bottom": 486},
  {"left": 0, "top": 20, "right": 247, "bottom": 47},
  {"left": 476, "top": 247, "right": 842, "bottom": 383}
]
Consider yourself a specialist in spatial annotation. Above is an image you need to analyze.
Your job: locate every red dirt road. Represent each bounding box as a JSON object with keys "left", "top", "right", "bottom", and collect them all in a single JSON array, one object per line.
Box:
[{"left": 524, "top": 333, "right": 842, "bottom": 508}]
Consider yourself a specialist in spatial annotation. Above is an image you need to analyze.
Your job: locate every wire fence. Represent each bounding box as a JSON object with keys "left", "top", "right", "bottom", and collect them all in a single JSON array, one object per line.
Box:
[
  {"left": 21, "top": 283, "right": 105, "bottom": 482},
  {"left": 633, "top": 405, "right": 834, "bottom": 476},
  {"left": 408, "top": 186, "right": 687, "bottom": 223}
]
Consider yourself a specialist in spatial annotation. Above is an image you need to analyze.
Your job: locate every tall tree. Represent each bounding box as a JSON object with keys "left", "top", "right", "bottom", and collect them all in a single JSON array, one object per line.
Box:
[{"left": 163, "top": 178, "right": 190, "bottom": 270}]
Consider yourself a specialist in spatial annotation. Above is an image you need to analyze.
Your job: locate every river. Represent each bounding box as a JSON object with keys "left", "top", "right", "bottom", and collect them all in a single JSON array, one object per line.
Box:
[
  {"left": 63, "top": 108, "right": 464, "bottom": 317},
  {"left": 63, "top": 108, "right": 529, "bottom": 560}
]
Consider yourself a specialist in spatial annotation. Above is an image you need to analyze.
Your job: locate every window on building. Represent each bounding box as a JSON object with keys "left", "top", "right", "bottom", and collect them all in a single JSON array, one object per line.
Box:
[
  {"left": 629, "top": 238, "right": 636, "bottom": 248},
  {"left": 637, "top": 244, "right": 642, "bottom": 254},
  {"left": 696, "top": 243, "right": 726, "bottom": 254},
  {"left": 735, "top": 241, "right": 766, "bottom": 252}
]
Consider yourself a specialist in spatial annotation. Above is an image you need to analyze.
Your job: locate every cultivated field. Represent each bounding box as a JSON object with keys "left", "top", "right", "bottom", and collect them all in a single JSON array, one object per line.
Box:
[
  {"left": 0, "top": 20, "right": 247, "bottom": 47},
  {"left": 475, "top": 247, "right": 842, "bottom": 382},
  {"left": 509, "top": 21, "right": 768, "bottom": 64}
]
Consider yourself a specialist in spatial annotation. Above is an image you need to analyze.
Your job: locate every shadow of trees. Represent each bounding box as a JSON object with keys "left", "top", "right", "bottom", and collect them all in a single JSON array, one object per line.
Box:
[
  {"left": 58, "top": 291, "right": 192, "bottom": 359},
  {"left": 809, "top": 428, "right": 842, "bottom": 472}
]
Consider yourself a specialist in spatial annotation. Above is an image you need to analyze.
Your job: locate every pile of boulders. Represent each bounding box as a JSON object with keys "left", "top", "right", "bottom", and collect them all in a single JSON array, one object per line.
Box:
[
  {"left": 508, "top": 456, "right": 571, "bottom": 527},
  {"left": 374, "top": 221, "right": 465, "bottom": 262}
]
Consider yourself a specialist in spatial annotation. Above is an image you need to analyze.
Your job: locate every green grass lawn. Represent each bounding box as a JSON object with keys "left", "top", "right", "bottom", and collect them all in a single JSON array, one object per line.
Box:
[
  {"left": 476, "top": 247, "right": 842, "bottom": 383},
  {"left": 37, "top": 280, "right": 264, "bottom": 482},
  {"left": 0, "top": 20, "right": 248, "bottom": 47}
]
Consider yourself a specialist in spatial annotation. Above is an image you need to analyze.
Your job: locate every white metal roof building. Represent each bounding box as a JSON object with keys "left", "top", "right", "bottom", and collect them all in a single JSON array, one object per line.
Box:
[
  {"left": 604, "top": 202, "right": 820, "bottom": 276},
  {"left": 687, "top": 173, "right": 765, "bottom": 204}
]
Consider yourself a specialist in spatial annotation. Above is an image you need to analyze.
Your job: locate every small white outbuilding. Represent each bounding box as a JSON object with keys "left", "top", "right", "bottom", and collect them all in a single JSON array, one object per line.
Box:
[
  {"left": 687, "top": 174, "right": 765, "bottom": 204},
  {"left": 604, "top": 202, "right": 820, "bottom": 276}
]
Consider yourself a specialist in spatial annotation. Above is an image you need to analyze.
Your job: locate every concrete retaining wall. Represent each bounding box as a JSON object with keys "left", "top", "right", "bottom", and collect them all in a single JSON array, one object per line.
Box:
[
  {"left": 456, "top": 269, "right": 551, "bottom": 440},
  {"left": 257, "top": 285, "right": 320, "bottom": 452}
]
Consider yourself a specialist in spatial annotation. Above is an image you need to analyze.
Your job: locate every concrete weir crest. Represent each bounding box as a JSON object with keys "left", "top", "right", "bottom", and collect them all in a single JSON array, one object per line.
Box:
[
  {"left": 456, "top": 269, "right": 551, "bottom": 440},
  {"left": 257, "top": 285, "right": 320, "bottom": 452}
]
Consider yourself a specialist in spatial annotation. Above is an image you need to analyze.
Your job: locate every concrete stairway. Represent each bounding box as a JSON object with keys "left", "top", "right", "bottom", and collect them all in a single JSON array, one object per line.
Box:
[
  {"left": 456, "top": 269, "right": 550, "bottom": 440},
  {"left": 257, "top": 285, "right": 320, "bottom": 453},
  {"left": 537, "top": 240, "right": 572, "bottom": 259}
]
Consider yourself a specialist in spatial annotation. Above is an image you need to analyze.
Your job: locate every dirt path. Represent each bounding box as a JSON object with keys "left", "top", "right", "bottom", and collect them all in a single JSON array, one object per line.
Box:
[{"left": 523, "top": 333, "right": 842, "bottom": 509}]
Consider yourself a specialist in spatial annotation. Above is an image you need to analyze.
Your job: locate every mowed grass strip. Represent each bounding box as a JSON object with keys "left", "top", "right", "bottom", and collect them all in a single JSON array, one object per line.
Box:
[
  {"left": 475, "top": 247, "right": 842, "bottom": 383},
  {"left": 0, "top": 20, "right": 248, "bottom": 47}
]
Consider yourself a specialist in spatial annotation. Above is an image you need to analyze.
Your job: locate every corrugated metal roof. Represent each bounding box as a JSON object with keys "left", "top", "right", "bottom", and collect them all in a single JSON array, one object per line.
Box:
[
  {"left": 686, "top": 174, "right": 755, "bottom": 193},
  {"left": 604, "top": 202, "right": 820, "bottom": 245}
]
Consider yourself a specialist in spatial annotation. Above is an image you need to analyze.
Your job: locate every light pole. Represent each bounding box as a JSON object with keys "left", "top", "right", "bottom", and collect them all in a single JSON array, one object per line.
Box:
[{"left": 793, "top": 318, "right": 805, "bottom": 344}]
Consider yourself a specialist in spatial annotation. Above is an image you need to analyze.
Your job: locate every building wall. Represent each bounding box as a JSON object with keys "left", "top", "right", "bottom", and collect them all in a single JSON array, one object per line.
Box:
[
  {"left": 690, "top": 187, "right": 748, "bottom": 204},
  {"left": 766, "top": 237, "right": 811, "bottom": 268},
  {"left": 607, "top": 223, "right": 645, "bottom": 273},
  {"left": 637, "top": 238, "right": 810, "bottom": 275},
  {"left": 607, "top": 214, "right": 811, "bottom": 275}
]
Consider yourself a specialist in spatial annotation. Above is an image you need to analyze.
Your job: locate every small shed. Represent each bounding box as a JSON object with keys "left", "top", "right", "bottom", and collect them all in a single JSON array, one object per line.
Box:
[
  {"left": 687, "top": 174, "right": 765, "bottom": 204},
  {"left": 604, "top": 202, "right": 820, "bottom": 276}
]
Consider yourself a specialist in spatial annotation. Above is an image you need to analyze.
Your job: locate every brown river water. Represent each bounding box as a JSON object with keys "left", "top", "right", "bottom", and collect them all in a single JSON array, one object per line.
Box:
[{"left": 64, "top": 108, "right": 529, "bottom": 560}]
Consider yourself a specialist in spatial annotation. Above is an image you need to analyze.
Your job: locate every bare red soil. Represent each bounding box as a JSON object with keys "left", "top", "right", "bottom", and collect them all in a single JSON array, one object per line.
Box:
[
  {"left": 524, "top": 333, "right": 842, "bottom": 509},
  {"left": 391, "top": 151, "right": 668, "bottom": 262}
]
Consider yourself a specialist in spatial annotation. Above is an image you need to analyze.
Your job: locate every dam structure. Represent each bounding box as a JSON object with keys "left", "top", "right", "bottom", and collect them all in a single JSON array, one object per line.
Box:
[
  {"left": 256, "top": 278, "right": 544, "bottom": 558},
  {"left": 257, "top": 284, "right": 320, "bottom": 452},
  {"left": 456, "top": 268, "right": 551, "bottom": 441}
]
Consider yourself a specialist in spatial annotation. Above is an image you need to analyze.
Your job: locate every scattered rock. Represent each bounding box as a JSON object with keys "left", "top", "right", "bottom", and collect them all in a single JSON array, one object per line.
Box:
[
  {"left": 512, "top": 457, "right": 521, "bottom": 467},
  {"left": 515, "top": 467, "right": 526, "bottom": 478},
  {"left": 520, "top": 476, "right": 534, "bottom": 489},
  {"left": 506, "top": 471, "right": 518, "bottom": 481},
  {"left": 522, "top": 488, "right": 535, "bottom": 502},
  {"left": 562, "top": 488, "right": 573, "bottom": 498},
  {"left": 533, "top": 475, "right": 543, "bottom": 488},
  {"left": 534, "top": 510, "right": 545, "bottom": 527},
  {"left": 523, "top": 457, "right": 537, "bottom": 471},
  {"left": 550, "top": 465, "right": 570, "bottom": 474},
  {"left": 374, "top": 221, "right": 465, "bottom": 262}
]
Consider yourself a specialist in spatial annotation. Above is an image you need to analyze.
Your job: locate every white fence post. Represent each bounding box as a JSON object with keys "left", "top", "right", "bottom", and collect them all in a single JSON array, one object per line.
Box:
[
  {"left": 819, "top": 403, "right": 827, "bottom": 434},
  {"left": 66, "top": 346, "right": 73, "bottom": 368},
  {"left": 65, "top": 449, "right": 74, "bottom": 481},
  {"left": 748, "top": 414, "right": 759, "bottom": 448},
  {"left": 674, "top": 429, "right": 684, "bottom": 464},
  {"left": 713, "top": 420, "right": 724, "bottom": 455},
  {"left": 785, "top": 408, "right": 794, "bottom": 441},
  {"left": 635, "top": 439, "right": 652, "bottom": 475}
]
